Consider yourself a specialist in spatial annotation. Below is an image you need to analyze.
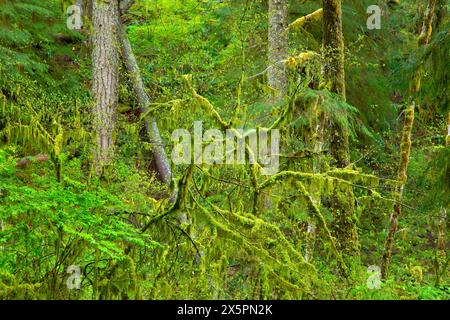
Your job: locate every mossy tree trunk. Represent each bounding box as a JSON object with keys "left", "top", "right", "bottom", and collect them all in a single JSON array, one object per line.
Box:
[
  {"left": 322, "top": 0, "right": 349, "bottom": 168},
  {"left": 381, "top": 106, "right": 414, "bottom": 280},
  {"left": 118, "top": 21, "right": 172, "bottom": 185},
  {"left": 322, "top": 0, "right": 358, "bottom": 260},
  {"left": 419, "top": 0, "right": 437, "bottom": 46},
  {"left": 322, "top": 0, "right": 346, "bottom": 101},
  {"left": 92, "top": 0, "right": 120, "bottom": 171},
  {"left": 258, "top": 0, "right": 289, "bottom": 214},
  {"left": 381, "top": 0, "right": 437, "bottom": 280},
  {"left": 411, "top": 0, "right": 437, "bottom": 112},
  {"left": 268, "top": 0, "right": 288, "bottom": 104}
]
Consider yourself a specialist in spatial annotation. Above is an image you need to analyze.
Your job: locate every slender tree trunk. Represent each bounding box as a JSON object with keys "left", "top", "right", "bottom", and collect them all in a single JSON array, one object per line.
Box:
[
  {"left": 381, "top": 106, "right": 414, "bottom": 279},
  {"left": 258, "top": 0, "right": 289, "bottom": 214},
  {"left": 268, "top": 0, "right": 288, "bottom": 103},
  {"left": 92, "top": 0, "right": 120, "bottom": 169},
  {"left": 321, "top": 0, "right": 358, "bottom": 260},
  {"left": 381, "top": 0, "right": 437, "bottom": 280},
  {"left": 412, "top": 0, "right": 437, "bottom": 114},
  {"left": 322, "top": 0, "right": 349, "bottom": 168},
  {"left": 419, "top": 0, "right": 437, "bottom": 46},
  {"left": 118, "top": 23, "right": 172, "bottom": 185}
]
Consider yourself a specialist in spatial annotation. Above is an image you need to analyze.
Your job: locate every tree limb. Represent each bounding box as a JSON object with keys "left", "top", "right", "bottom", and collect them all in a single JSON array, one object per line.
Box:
[
  {"left": 120, "top": 0, "right": 135, "bottom": 15},
  {"left": 289, "top": 8, "right": 323, "bottom": 30}
]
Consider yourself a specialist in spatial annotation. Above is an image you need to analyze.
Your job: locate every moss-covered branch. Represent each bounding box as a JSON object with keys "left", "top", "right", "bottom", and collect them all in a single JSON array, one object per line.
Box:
[{"left": 289, "top": 8, "right": 323, "bottom": 30}]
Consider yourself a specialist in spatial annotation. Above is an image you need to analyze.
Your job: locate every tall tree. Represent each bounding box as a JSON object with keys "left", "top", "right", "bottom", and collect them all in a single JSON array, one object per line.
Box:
[
  {"left": 381, "top": 0, "right": 438, "bottom": 280},
  {"left": 268, "top": 0, "right": 289, "bottom": 103},
  {"left": 322, "top": 0, "right": 358, "bottom": 260},
  {"left": 322, "top": 0, "right": 346, "bottom": 100},
  {"left": 322, "top": 0, "right": 349, "bottom": 167},
  {"left": 91, "top": 0, "right": 120, "bottom": 169}
]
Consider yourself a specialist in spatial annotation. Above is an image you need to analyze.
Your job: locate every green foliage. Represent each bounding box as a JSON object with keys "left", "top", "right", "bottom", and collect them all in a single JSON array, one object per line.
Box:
[
  {"left": 0, "top": 0, "right": 448, "bottom": 300},
  {"left": 0, "top": 147, "right": 161, "bottom": 299},
  {"left": 0, "top": 0, "right": 83, "bottom": 86}
]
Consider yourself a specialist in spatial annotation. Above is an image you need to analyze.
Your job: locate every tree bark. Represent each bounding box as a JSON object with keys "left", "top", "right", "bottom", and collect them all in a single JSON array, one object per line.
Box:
[
  {"left": 268, "top": 0, "right": 289, "bottom": 103},
  {"left": 92, "top": 0, "right": 120, "bottom": 169},
  {"left": 118, "top": 22, "right": 172, "bottom": 185}
]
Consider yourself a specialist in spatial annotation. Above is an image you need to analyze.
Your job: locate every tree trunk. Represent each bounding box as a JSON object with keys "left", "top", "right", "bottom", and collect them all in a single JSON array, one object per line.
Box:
[
  {"left": 322, "top": 0, "right": 349, "bottom": 168},
  {"left": 322, "top": 0, "right": 358, "bottom": 260},
  {"left": 322, "top": 0, "right": 346, "bottom": 101},
  {"left": 92, "top": 0, "right": 120, "bottom": 169},
  {"left": 118, "top": 22, "right": 172, "bottom": 185},
  {"left": 268, "top": 0, "right": 288, "bottom": 103},
  {"left": 381, "top": 0, "right": 437, "bottom": 280},
  {"left": 419, "top": 0, "right": 437, "bottom": 46},
  {"left": 381, "top": 105, "right": 414, "bottom": 279}
]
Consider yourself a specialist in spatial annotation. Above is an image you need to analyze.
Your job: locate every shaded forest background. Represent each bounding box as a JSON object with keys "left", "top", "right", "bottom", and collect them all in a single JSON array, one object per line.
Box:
[{"left": 0, "top": 0, "right": 448, "bottom": 299}]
